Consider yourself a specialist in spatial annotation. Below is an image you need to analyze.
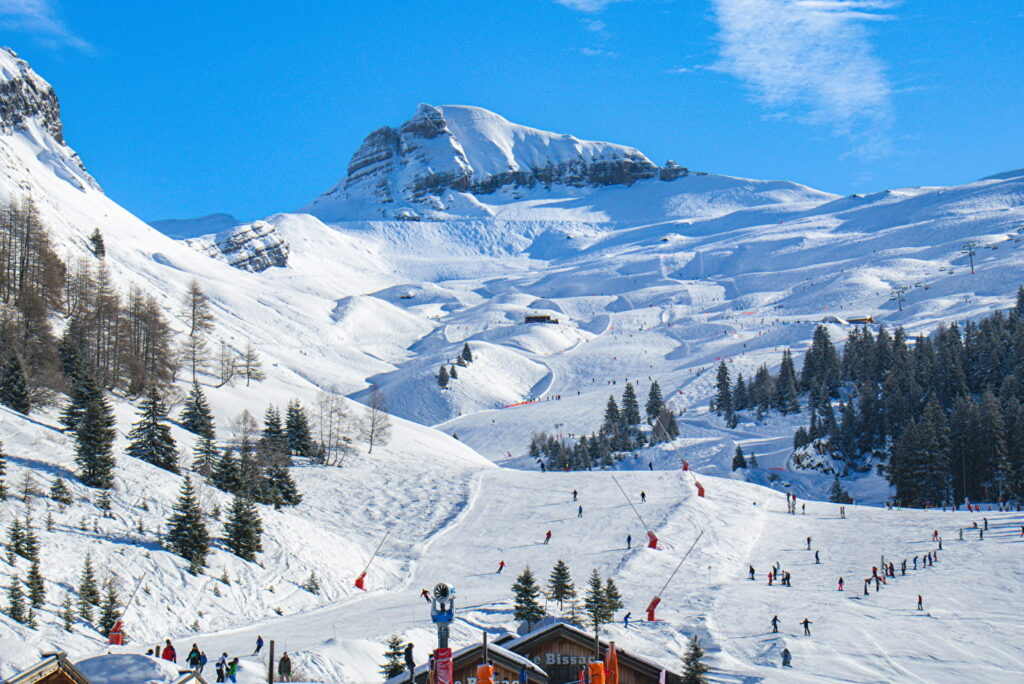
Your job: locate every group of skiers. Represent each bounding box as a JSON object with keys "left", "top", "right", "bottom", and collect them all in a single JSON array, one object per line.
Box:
[{"left": 147, "top": 636, "right": 292, "bottom": 682}]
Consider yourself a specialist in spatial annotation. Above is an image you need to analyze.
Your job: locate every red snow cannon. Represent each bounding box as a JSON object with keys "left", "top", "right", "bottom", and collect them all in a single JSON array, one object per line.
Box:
[
  {"left": 354, "top": 572, "right": 366, "bottom": 590},
  {"left": 646, "top": 596, "right": 661, "bottom": 621},
  {"left": 647, "top": 530, "right": 659, "bottom": 549}
]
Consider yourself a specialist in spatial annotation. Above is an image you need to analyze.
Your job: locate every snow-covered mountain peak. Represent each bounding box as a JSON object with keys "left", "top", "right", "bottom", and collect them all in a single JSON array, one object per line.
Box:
[{"left": 304, "top": 103, "right": 678, "bottom": 220}]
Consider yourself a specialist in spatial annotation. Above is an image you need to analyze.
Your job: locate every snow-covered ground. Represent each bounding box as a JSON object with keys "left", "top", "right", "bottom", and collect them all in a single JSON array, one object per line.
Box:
[{"left": 1, "top": 47, "right": 1024, "bottom": 682}]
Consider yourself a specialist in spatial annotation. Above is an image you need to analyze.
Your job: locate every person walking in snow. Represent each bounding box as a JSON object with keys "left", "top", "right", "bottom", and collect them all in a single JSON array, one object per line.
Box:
[
  {"left": 980, "top": 528, "right": 984, "bottom": 540},
  {"left": 840, "top": 505, "right": 846, "bottom": 519},
  {"left": 578, "top": 505, "right": 583, "bottom": 518},
  {"left": 912, "top": 556, "right": 918, "bottom": 570},
  {"left": 278, "top": 652, "right": 293, "bottom": 682},
  {"left": 781, "top": 648, "right": 792, "bottom": 668},
  {"left": 162, "top": 640, "right": 177, "bottom": 663},
  {"left": 837, "top": 577, "right": 844, "bottom": 591},
  {"left": 497, "top": 560, "right": 505, "bottom": 574},
  {"left": 626, "top": 534, "right": 632, "bottom": 549},
  {"left": 801, "top": 618, "right": 812, "bottom": 636},
  {"left": 917, "top": 595, "right": 923, "bottom": 611},
  {"left": 806, "top": 536, "right": 812, "bottom": 550},
  {"left": 984, "top": 517, "right": 988, "bottom": 531},
  {"left": 227, "top": 658, "right": 239, "bottom": 684},
  {"left": 572, "top": 489, "right": 578, "bottom": 502},
  {"left": 814, "top": 550, "right": 820, "bottom": 564},
  {"left": 404, "top": 643, "right": 416, "bottom": 682},
  {"left": 199, "top": 652, "right": 208, "bottom": 674},
  {"left": 784, "top": 571, "right": 791, "bottom": 587},
  {"left": 771, "top": 615, "right": 780, "bottom": 633},
  {"left": 959, "top": 528, "right": 964, "bottom": 540},
  {"left": 187, "top": 645, "right": 201, "bottom": 672},
  {"left": 254, "top": 635, "right": 264, "bottom": 655},
  {"left": 768, "top": 571, "right": 774, "bottom": 586},
  {"left": 544, "top": 530, "right": 552, "bottom": 544},
  {"left": 623, "top": 612, "right": 631, "bottom": 628},
  {"left": 801, "top": 503, "right": 806, "bottom": 515},
  {"left": 216, "top": 653, "right": 227, "bottom": 682},
  {"left": 640, "top": 491, "right": 646, "bottom": 503},
  {"left": 932, "top": 529, "right": 939, "bottom": 542},
  {"left": 749, "top": 565, "right": 756, "bottom": 580}
]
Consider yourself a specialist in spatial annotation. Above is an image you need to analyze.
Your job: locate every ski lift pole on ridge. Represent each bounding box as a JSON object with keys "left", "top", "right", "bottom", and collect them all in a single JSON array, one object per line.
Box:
[
  {"left": 647, "top": 529, "right": 704, "bottom": 621},
  {"left": 355, "top": 529, "right": 391, "bottom": 591}
]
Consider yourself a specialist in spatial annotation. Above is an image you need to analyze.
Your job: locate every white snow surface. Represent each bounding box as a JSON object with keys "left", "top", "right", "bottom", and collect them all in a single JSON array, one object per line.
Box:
[{"left": 1, "top": 48, "right": 1024, "bottom": 683}]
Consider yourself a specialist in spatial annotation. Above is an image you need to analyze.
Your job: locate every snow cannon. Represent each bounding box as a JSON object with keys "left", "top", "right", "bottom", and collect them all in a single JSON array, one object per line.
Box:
[
  {"left": 477, "top": 664, "right": 494, "bottom": 684},
  {"left": 694, "top": 481, "right": 705, "bottom": 498},
  {"left": 647, "top": 530, "right": 659, "bottom": 549},
  {"left": 646, "top": 596, "right": 661, "bottom": 621},
  {"left": 107, "top": 620, "right": 123, "bottom": 645},
  {"left": 681, "top": 459, "right": 689, "bottom": 471},
  {"left": 354, "top": 572, "right": 366, "bottom": 590},
  {"left": 588, "top": 661, "right": 606, "bottom": 684}
]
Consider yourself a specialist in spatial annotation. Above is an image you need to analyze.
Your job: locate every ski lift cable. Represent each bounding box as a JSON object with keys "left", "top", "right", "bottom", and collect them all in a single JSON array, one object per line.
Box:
[
  {"left": 657, "top": 529, "right": 705, "bottom": 597},
  {"left": 359, "top": 529, "right": 391, "bottom": 578},
  {"left": 610, "top": 473, "right": 650, "bottom": 530}
]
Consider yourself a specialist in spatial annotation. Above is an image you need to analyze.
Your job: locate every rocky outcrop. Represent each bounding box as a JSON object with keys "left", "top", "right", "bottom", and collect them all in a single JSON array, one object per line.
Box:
[
  {"left": 309, "top": 104, "right": 689, "bottom": 217},
  {"left": 0, "top": 48, "right": 65, "bottom": 144},
  {"left": 186, "top": 221, "right": 289, "bottom": 272}
]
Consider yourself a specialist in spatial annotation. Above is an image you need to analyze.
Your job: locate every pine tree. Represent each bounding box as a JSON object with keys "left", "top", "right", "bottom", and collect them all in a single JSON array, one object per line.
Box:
[
  {"left": 166, "top": 475, "right": 210, "bottom": 571},
  {"left": 180, "top": 381, "right": 215, "bottom": 437},
  {"left": 126, "top": 387, "right": 179, "bottom": 472},
  {"left": 461, "top": 343, "right": 473, "bottom": 364},
  {"left": 0, "top": 354, "right": 30, "bottom": 414},
  {"left": 380, "top": 634, "right": 407, "bottom": 679},
  {"left": 512, "top": 566, "right": 545, "bottom": 629},
  {"left": 732, "top": 373, "right": 748, "bottom": 412},
  {"left": 602, "top": 396, "right": 621, "bottom": 436},
  {"left": 49, "top": 477, "right": 73, "bottom": 506},
  {"left": 651, "top": 407, "right": 679, "bottom": 444},
  {"left": 774, "top": 350, "right": 801, "bottom": 414},
  {"left": 603, "top": 578, "right": 624, "bottom": 616},
  {"left": 645, "top": 381, "right": 663, "bottom": 424},
  {"left": 180, "top": 279, "right": 215, "bottom": 384},
  {"left": 621, "top": 382, "right": 641, "bottom": 426},
  {"left": 801, "top": 325, "right": 841, "bottom": 396},
  {"left": 889, "top": 399, "right": 951, "bottom": 507},
  {"left": 78, "top": 554, "right": 100, "bottom": 611},
  {"left": 193, "top": 432, "right": 220, "bottom": 478},
  {"left": 96, "top": 490, "right": 112, "bottom": 516},
  {"left": 747, "top": 451, "right": 758, "bottom": 468},
  {"left": 714, "top": 362, "right": 736, "bottom": 427},
  {"left": 681, "top": 636, "right": 709, "bottom": 684},
  {"left": 224, "top": 496, "right": 263, "bottom": 561},
  {"left": 260, "top": 405, "right": 287, "bottom": 460},
  {"left": 451, "top": 363, "right": 461, "bottom": 379},
  {"left": 60, "top": 593, "right": 75, "bottom": 632},
  {"left": 98, "top": 581, "right": 120, "bottom": 635},
  {"left": 264, "top": 463, "right": 302, "bottom": 507},
  {"left": 732, "top": 446, "right": 747, "bottom": 471},
  {"left": 437, "top": 365, "right": 449, "bottom": 388},
  {"left": 211, "top": 448, "right": 241, "bottom": 494},
  {"left": 583, "top": 569, "right": 611, "bottom": 634},
  {"left": 89, "top": 228, "right": 106, "bottom": 258},
  {"left": 7, "top": 517, "right": 25, "bottom": 557},
  {"left": 828, "top": 474, "right": 851, "bottom": 503},
  {"left": 285, "top": 400, "right": 314, "bottom": 459},
  {"left": 547, "top": 560, "right": 576, "bottom": 611},
  {"left": 25, "top": 558, "right": 44, "bottom": 608},
  {"left": 300, "top": 570, "right": 321, "bottom": 595},
  {"left": 239, "top": 341, "right": 265, "bottom": 387},
  {"left": 60, "top": 365, "right": 97, "bottom": 433},
  {"left": 73, "top": 382, "right": 117, "bottom": 489},
  {"left": 5, "top": 575, "right": 26, "bottom": 624}
]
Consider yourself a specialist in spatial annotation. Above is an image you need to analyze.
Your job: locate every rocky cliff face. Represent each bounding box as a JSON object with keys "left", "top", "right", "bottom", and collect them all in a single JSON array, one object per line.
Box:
[
  {"left": 186, "top": 221, "right": 289, "bottom": 272},
  {"left": 0, "top": 47, "right": 97, "bottom": 192},
  {"left": 307, "top": 104, "right": 688, "bottom": 218}
]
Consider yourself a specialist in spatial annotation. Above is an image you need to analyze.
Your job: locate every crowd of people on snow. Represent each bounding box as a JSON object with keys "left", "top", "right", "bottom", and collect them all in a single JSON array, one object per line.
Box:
[{"left": 145, "top": 635, "right": 293, "bottom": 682}]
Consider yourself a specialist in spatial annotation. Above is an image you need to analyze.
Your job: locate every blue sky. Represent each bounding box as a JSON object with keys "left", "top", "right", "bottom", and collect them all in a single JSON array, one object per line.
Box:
[{"left": 2, "top": 0, "right": 1022, "bottom": 222}]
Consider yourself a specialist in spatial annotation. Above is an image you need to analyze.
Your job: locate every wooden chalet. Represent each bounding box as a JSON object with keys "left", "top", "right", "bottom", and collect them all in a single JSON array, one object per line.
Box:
[
  {"left": 387, "top": 621, "right": 680, "bottom": 684},
  {"left": 2, "top": 652, "right": 208, "bottom": 684}
]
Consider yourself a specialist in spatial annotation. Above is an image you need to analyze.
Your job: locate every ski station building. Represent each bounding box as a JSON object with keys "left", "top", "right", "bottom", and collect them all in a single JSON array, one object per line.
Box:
[
  {"left": 3, "top": 652, "right": 208, "bottom": 684},
  {"left": 388, "top": 622, "right": 680, "bottom": 684}
]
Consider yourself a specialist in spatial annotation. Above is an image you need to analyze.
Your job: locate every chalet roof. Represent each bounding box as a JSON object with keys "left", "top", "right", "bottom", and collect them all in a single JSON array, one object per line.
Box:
[
  {"left": 384, "top": 642, "right": 547, "bottom": 684},
  {"left": 503, "top": 621, "right": 672, "bottom": 678},
  {"left": 3, "top": 652, "right": 91, "bottom": 684}
]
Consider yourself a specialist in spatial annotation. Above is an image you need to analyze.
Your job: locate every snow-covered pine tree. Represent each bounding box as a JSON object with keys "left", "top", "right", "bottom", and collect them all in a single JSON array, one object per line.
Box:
[
  {"left": 60, "top": 365, "right": 96, "bottom": 432},
  {"left": 19, "top": 520, "right": 39, "bottom": 562},
  {"left": 72, "top": 381, "right": 117, "bottom": 489},
  {"left": 449, "top": 364, "right": 458, "bottom": 379},
  {"left": 98, "top": 581, "right": 120, "bottom": 635},
  {"left": 380, "top": 634, "right": 407, "bottom": 679},
  {"left": 260, "top": 406, "right": 287, "bottom": 460},
  {"left": 180, "top": 381, "right": 214, "bottom": 437},
  {"left": 88, "top": 228, "right": 105, "bottom": 258},
  {"left": 5, "top": 575, "right": 26, "bottom": 624},
  {"left": 747, "top": 451, "right": 758, "bottom": 468},
  {"left": 96, "top": 490, "right": 112, "bottom": 517},
  {"left": 60, "top": 593, "right": 75, "bottom": 632},
  {"left": 300, "top": 571, "right": 321, "bottom": 595},
  {"left": 25, "top": 558, "right": 44, "bottom": 608},
  {"left": 511, "top": 567, "right": 545, "bottom": 631},
  {"left": 437, "top": 365, "right": 449, "bottom": 388},
  {"left": 264, "top": 463, "right": 302, "bottom": 507},
  {"left": 583, "top": 569, "right": 611, "bottom": 634},
  {"left": 211, "top": 448, "right": 241, "bottom": 494},
  {"left": 49, "top": 477, "right": 73, "bottom": 506},
  {"left": 601, "top": 396, "right": 621, "bottom": 436},
  {"left": 0, "top": 354, "right": 30, "bottom": 414},
  {"left": 193, "top": 432, "right": 219, "bottom": 478},
  {"left": 126, "top": 387, "right": 178, "bottom": 473},
  {"left": 546, "top": 559, "right": 575, "bottom": 611},
  {"left": 78, "top": 554, "right": 100, "bottom": 612},
  {"left": 166, "top": 475, "right": 210, "bottom": 572},
  {"left": 285, "top": 399, "right": 314, "bottom": 459},
  {"left": 828, "top": 474, "right": 851, "bottom": 503},
  {"left": 461, "top": 342, "right": 473, "bottom": 364},
  {"left": 645, "top": 381, "right": 663, "bottom": 424},
  {"left": 774, "top": 350, "right": 801, "bottom": 415},
  {"left": 681, "top": 636, "right": 710, "bottom": 684},
  {"left": 732, "top": 446, "right": 746, "bottom": 471},
  {"left": 224, "top": 495, "right": 263, "bottom": 561},
  {"left": 621, "top": 382, "right": 641, "bottom": 426}
]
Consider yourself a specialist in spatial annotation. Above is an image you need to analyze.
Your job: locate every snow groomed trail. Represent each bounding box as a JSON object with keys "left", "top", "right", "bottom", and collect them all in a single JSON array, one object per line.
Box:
[{"left": 184, "top": 469, "right": 1024, "bottom": 683}]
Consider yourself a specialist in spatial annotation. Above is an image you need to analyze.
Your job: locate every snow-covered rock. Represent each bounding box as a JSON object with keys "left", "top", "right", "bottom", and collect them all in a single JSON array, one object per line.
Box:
[{"left": 185, "top": 220, "right": 289, "bottom": 272}]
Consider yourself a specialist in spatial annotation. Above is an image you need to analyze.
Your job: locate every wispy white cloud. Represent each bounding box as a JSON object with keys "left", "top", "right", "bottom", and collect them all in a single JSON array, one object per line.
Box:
[
  {"left": 664, "top": 66, "right": 692, "bottom": 74},
  {"left": 0, "top": 0, "right": 90, "bottom": 50},
  {"left": 711, "top": 0, "right": 897, "bottom": 154},
  {"left": 556, "top": 0, "right": 625, "bottom": 13},
  {"left": 579, "top": 46, "right": 619, "bottom": 57},
  {"left": 584, "top": 19, "right": 608, "bottom": 31}
]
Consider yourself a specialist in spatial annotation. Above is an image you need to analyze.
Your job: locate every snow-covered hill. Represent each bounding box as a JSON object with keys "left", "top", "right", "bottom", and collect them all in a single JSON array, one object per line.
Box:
[{"left": 2, "top": 44, "right": 1024, "bottom": 683}]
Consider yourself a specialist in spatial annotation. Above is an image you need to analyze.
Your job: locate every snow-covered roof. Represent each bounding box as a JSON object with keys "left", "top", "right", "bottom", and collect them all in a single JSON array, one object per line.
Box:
[
  {"left": 502, "top": 621, "right": 671, "bottom": 677},
  {"left": 384, "top": 641, "right": 547, "bottom": 684}
]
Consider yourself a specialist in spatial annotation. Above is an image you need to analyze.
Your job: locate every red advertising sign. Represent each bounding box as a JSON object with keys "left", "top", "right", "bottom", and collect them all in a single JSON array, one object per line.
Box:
[{"left": 435, "top": 648, "right": 453, "bottom": 684}]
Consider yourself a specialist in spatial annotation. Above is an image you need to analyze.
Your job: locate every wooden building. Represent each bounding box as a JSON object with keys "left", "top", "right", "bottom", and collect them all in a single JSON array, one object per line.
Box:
[
  {"left": 524, "top": 314, "right": 559, "bottom": 324},
  {"left": 3, "top": 653, "right": 91, "bottom": 684},
  {"left": 387, "top": 622, "right": 680, "bottom": 684}
]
